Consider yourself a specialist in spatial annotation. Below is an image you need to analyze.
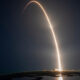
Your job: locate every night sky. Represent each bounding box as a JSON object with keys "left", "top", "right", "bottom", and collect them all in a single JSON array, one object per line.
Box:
[{"left": 1, "top": 0, "right": 80, "bottom": 80}]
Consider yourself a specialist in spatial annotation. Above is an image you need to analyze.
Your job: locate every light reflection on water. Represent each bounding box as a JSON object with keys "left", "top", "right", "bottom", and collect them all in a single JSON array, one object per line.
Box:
[
  {"left": 14, "top": 77, "right": 80, "bottom": 80},
  {"left": 58, "top": 77, "right": 63, "bottom": 80}
]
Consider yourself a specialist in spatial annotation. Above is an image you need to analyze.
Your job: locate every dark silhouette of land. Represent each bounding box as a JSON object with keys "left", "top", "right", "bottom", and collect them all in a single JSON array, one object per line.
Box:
[{"left": 0, "top": 70, "right": 80, "bottom": 80}]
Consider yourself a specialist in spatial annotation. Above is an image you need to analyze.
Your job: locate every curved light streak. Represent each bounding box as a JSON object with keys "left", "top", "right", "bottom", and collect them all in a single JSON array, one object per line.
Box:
[{"left": 23, "top": 0, "right": 63, "bottom": 80}]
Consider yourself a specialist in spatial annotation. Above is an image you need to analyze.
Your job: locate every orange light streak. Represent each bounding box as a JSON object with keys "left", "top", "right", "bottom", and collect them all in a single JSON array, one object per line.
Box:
[{"left": 24, "top": 0, "right": 63, "bottom": 80}]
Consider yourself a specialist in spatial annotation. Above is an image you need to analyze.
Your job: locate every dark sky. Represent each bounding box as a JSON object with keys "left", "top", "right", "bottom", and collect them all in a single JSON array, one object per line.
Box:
[{"left": 0, "top": 0, "right": 80, "bottom": 80}]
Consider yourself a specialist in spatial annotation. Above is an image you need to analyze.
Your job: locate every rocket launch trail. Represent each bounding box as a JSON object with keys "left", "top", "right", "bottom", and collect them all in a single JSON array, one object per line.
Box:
[{"left": 23, "top": 0, "right": 63, "bottom": 80}]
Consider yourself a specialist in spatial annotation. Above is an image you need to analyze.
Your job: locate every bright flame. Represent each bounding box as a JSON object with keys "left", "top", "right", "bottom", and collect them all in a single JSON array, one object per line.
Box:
[{"left": 24, "top": 0, "right": 63, "bottom": 80}]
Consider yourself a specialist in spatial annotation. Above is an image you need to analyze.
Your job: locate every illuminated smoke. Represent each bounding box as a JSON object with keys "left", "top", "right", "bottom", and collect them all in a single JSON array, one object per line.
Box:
[{"left": 23, "top": 0, "right": 63, "bottom": 80}]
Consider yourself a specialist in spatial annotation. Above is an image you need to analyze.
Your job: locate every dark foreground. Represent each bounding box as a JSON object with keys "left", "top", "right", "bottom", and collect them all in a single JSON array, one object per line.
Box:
[{"left": 0, "top": 70, "right": 80, "bottom": 80}]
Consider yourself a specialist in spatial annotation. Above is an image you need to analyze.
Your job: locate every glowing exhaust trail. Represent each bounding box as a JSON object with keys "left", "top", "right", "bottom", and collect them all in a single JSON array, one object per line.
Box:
[{"left": 23, "top": 0, "right": 63, "bottom": 80}]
